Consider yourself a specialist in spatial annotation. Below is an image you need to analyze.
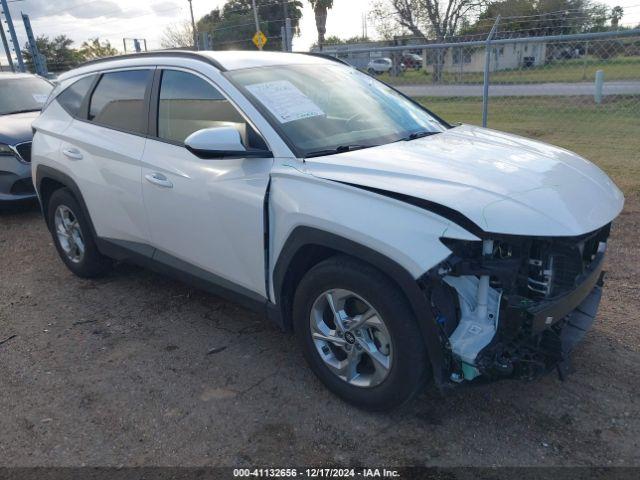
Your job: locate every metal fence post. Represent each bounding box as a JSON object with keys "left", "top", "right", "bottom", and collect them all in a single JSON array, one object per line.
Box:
[
  {"left": 1, "top": 0, "right": 25, "bottom": 72},
  {"left": 482, "top": 15, "right": 501, "bottom": 128}
]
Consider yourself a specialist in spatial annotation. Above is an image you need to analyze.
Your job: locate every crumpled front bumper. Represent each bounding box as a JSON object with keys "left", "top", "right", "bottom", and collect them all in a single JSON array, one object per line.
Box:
[
  {"left": 556, "top": 282, "right": 603, "bottom": 377},
  {"left": 475, "top": 252, "right": 606, "bottom": 380}
]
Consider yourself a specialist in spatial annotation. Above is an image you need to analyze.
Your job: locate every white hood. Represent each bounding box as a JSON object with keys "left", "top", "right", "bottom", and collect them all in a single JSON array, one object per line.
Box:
[{"left": 305, "top": 124, "right": 624, "bottom": 237}]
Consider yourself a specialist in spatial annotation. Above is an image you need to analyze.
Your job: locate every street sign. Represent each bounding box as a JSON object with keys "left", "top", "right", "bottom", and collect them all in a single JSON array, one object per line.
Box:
[{"left": 252, "top": 31, "right": 267, "bottom": 49}]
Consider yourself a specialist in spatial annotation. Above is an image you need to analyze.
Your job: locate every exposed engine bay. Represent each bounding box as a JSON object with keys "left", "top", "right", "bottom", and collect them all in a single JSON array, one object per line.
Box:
[{"left": 423, "top": 224, "right": 611, "bottom": 383}]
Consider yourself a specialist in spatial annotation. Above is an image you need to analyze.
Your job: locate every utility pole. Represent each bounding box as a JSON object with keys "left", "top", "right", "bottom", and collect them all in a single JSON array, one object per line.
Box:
[
  {"left": 251, "top": 0, "right": 262, "bottom": 50},
  {"left": 22, "top": 12, "right": 47, "bottom": 76},
  {"left": 0, "top": 0, "right": 25, "bottom": 72},
  {"left": 188, "top": 0, "right": 198, "bottom": 50}
]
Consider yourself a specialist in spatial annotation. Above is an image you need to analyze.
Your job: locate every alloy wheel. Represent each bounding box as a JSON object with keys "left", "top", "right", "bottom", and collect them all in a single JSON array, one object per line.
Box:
[
  {"left": 54, "top": 205, "right": 85, "bottom": 264},
  {"left": 309, "top": 289, "right": 393, "bottom": 388}
]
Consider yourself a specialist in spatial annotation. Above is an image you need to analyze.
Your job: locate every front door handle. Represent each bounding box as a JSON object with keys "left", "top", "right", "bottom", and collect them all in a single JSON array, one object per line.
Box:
[
  {"left": 62, "top": 148, "right": 83, "bottom": 160},
  {"left": 145, "top": 172, "right": 173, "bottom": 188}
]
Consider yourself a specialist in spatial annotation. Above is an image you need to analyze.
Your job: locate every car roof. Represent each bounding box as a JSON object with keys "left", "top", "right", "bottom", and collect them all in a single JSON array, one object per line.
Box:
[{"left": 58, "top": 50, "right": 342, "bottom": 82}]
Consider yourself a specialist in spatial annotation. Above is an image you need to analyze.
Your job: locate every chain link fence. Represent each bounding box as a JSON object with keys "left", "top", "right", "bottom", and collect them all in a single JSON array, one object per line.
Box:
[{"left": 320, "top": 28, "right": 640, "bottom": 190}]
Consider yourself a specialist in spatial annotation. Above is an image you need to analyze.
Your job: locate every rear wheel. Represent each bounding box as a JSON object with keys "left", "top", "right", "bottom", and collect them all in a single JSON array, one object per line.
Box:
[
  {"left": 293, "top": 256, "right": 430, "bottom": 411},
  {"left": 47, "top": 188, "right": 112, "bottom": 278}
]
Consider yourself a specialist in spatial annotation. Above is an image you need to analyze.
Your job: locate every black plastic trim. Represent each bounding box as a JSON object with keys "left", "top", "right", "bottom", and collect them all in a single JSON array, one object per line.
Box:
[
  {"left": 35, "top": 165, "right": 98, "bottom": 238},
  {"left": 147, "top": 68, "right": 162, "bottom": 137},
  {"left": 95, "top": 237, "right": 268, "bottom": 313},
  {"left": 185, "top": 145, "right": 273, "bottom": 160},
  {"left": 34, "top": 165, "right": 286, "bottom": 329},
  {"left": 272, "top": 226, "right": 446, "bottom": 386}
]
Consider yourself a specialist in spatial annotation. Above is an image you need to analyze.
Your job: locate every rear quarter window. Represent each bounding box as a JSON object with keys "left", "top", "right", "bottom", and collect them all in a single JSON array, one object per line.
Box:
[{"left": 56, "top": 75, "right": 96, "bottom": 116}]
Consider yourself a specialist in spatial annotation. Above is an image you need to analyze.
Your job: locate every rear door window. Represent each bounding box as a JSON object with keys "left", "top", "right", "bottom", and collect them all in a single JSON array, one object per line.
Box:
[{"left": 88, "top": 69, "right": 153, "bottom": 135}]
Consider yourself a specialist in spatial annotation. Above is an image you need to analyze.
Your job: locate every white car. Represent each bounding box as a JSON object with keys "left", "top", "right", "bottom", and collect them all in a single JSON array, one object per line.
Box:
[
  {"left": 366, "top": 57, "right": 405, "bottom": 75},
  {"left": 32, "top": 51, "right": 623, "bottom": 410}
]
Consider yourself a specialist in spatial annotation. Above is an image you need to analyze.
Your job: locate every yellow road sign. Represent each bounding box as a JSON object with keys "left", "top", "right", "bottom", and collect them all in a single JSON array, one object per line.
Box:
[{"left": 252, "top": 30, "right": 267, "bottom": 49}]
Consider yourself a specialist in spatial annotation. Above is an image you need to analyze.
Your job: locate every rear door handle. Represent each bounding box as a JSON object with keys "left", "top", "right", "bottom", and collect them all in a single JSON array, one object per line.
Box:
[
  {"left": 62, "top": 148, "right": 83, "bottom": 160},
  {"left": 145, "top": 172, "right": 173, "bottom": 188}
]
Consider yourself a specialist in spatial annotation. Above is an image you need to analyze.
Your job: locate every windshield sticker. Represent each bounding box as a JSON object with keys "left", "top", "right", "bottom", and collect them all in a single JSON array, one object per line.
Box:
[
  {"left": 32, "top": 94, "right": 48, "bottom": 103},
  {"left": 246, "top": 80, "right": 325, "bottom": 124}
]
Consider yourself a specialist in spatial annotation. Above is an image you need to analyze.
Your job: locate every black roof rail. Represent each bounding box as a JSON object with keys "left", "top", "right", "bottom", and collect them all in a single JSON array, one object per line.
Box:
[
  {"left": 76, "top": 50, "right": 227, "bottom": 72},
  {"left": 301, "top": 52, "right": 351, "bottom": 66}
]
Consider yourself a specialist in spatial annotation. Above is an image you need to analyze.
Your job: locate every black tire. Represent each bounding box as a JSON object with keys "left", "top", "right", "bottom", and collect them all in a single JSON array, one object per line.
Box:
[
  {"left": 47, "top": 188, "right": 112, "bottom": 278},
  {"left": 293, "top": 255, "right": 430, "bottom": 411},
  {"left": 367, "top": 68, "right": 376, "bottom": 75}
]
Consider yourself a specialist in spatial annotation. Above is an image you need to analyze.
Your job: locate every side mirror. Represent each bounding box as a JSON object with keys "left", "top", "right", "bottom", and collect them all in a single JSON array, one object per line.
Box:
[{"left": 184, "top": 126, "right": 272, "bottom": 159}]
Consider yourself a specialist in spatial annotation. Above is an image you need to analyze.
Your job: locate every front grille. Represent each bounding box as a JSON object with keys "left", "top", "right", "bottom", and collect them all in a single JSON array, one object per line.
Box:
[{"left": 14, "top": 142, "right": 32, "bottom": 163}]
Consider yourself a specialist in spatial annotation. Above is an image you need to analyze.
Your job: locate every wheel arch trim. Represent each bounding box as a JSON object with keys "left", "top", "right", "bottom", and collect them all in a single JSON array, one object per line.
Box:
[
  {"left": 272, "top": 226, "right": 446, "bottom": 385},
  {"left": 35, "top": 165, "right": 98, "bottom": 239}
]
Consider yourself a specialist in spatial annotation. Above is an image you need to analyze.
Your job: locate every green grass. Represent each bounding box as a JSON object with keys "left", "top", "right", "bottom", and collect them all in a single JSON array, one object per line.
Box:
[
  {"left": 380, "top": 56, "right": 640, "bottom": 85},
  {"left": 417, "top": 95, "right": 640, "bottom": 195}
]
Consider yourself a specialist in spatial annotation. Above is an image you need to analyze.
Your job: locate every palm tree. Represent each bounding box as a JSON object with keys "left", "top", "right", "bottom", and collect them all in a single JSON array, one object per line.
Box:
[
  {"left": 611, "top": 6, "right": 624, "bottom": 29},
  {"left": 309, "top": 0, "right": 333, "bottom": 51}
]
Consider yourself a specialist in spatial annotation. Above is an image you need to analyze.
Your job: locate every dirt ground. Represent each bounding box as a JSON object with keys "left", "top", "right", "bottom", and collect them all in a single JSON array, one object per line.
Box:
[{"left": 1, "top": 197, "right": 639, "bottom": 468}]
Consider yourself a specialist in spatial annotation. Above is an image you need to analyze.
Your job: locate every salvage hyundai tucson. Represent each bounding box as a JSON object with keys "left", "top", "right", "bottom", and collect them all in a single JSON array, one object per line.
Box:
[{"left": 31, "top": 51, "right": 624, "bottom": 411}]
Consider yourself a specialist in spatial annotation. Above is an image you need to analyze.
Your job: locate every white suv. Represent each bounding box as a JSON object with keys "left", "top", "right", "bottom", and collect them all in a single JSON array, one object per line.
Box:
[{"left": 32, "top": 51, "right": 623, "bottom": 410}]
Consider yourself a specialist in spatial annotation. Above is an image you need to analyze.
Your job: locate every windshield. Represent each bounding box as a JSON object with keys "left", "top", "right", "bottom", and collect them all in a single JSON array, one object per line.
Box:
[
  {"left": 0, "top": 76, "right": 53, "bottom": 115},
  {"left": 227, "top": 64, "right": 447, "bottom": 157}
]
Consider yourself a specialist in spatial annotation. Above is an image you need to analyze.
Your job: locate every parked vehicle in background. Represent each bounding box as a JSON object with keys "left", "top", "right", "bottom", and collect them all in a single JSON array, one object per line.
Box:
[
  {"left": 32, "top": 51, "right": 623, "bottom": 411},
  {"left": 0, "top": 72, "right": 53, "bottom": 202},
  {"left": 367, "top": 57, "right": 406, "bottom": 75},
  {"left": 402, "top": 53, "right": 423, "bottom": 70}
]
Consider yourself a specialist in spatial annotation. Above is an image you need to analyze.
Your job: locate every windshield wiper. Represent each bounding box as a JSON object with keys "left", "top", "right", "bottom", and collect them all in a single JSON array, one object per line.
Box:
[
  {"left": 305, "top": 144, "right": 376, "bottom": 158},
  {"left": 404, "top": 130, "right": 439, "bottom": 141},
  {"left": 1, "top": 108, "right": 41, "bottom": 116}
]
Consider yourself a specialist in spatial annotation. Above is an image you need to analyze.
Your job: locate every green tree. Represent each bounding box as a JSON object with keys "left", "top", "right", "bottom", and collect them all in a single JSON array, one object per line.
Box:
[
  {"left": 308, "top": 0, "right": 333, "bottom": 51},
  {"left": 197, "top": 0, "right": 303, "bottom": 51},
  {"left": 311, "top": 35, "right": 371, "bottom": 49},
  {"left": 78, "top": 38, "right": 118, "bottom": 60},
  {"left": 464, "top": 0, "right": 610, "bottom": 37},
  {"left": 22, "top": 35, "right": 83, "bottom": 73},
  {"left": 611, "top": 5, "right": 624, "bottom": 28}
]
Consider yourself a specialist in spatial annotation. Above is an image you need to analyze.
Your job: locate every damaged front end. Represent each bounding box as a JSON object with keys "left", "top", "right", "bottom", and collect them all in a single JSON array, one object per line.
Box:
[{"left": 422, "top": 224, "right": 611, "bottom": 384}]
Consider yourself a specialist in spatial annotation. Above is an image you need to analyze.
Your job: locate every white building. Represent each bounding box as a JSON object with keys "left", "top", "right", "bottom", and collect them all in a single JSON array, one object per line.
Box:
[
  {"left": 319, "top": 40, "right": 548, "bottom": 74},
  {"left": 422, "top": 41, "right": 548, "bottom": 73}
]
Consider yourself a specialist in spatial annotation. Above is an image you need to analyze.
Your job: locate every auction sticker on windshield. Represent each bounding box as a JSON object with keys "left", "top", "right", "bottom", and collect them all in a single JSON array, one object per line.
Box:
[
  {"left": 32, "top": 94, "right": 49, "bottom": 103},
  {"left": 246, "top": 80, "right": 325, "bottom": 124}
]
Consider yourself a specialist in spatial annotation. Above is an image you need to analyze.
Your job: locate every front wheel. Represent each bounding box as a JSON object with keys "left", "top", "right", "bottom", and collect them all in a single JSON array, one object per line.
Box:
[{"left": 293, "top": 256, "right": 430, "bottom": 411}]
